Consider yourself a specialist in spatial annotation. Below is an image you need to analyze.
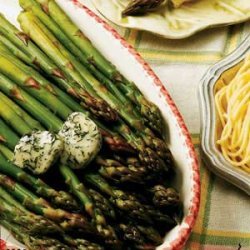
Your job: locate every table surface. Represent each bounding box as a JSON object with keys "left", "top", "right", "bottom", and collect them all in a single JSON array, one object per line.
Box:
[{"left": 84, "top": 1, "right": 250, "bottom": 248}]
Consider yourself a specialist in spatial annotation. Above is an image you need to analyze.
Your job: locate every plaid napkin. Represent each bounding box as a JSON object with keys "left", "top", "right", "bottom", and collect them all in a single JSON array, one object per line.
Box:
[
  {"left": 120, "top": 25, "right": 250, "bottom": 249},
  {"left": 83, "top": 1, "right": 250, "bottom": 249},
  {"left": 124, "top": 26, "right": 250, "bottom": 249}
]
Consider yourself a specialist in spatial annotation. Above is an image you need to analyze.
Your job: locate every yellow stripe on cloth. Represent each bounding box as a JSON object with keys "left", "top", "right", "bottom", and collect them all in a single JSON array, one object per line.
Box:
[
  {"left": 138, "top": 50, "right": 222, "bottom": 63},
  {"left": 207, "top": 230, "right": 250, "bottom": 239}
]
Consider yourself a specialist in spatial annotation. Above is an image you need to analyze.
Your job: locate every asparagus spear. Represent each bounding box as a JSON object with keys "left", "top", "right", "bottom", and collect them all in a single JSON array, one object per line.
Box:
[
  {"left": 0, "top": 70, "right": 167, "bottom": 173},
  {"left": 0, "top": 187, "right": 104, "bottom": 250},
  {"left": 31, "top": 0, "right": 120, "bottom": 80},
  {"left": 0, "top": 15, "right": 116, "bottom": 122},
  {"left": 58, "top": 164, "right": 120, "bottom": 246},
  {"left": 0, "top": 194, "right": 62, "bottom": 235},
  {"left": 19, "top": 0, "right": 162, "bottom": 134},
  {"left": 18, "top": 12, "right": 119, "bottom": 121},
  {"left": 136, "top": 225, "right": 162, "bottom": 245},
  {"left": 0, "top": 34, "right": 31, "bottom": 66},
  {"left": 88, "top": 189, "right": 116, "bottom": 220},
  {"left": 149, "top": 185, "right": 181, "bottom": 209},
  {"left": 0, "top": 54, "right": 167, "bottom": 170},
  {"left": 0, "top": 91, "right": 43, "bottom": 130},
  {"left": 122, "top": 0, "right": 165, "bottom": 16},
  {"left": 0, "top": 145, "right": 78, "bottom": 211},
  {"left": 18, "top": 11, "right": 151, "bottom": 132},
  {"left": 0, "top": 54, "right": 73, "bottom": 121},
  {"left": 0, "top": 220, "right": 71, "bottom": 250},
  {"left": 112, "top": 124, "right": 168, "bottom": 173},
  {"left": 118, "top": 223, "right": 145, "bottom": 247},
  {"left": 0, "top": 96, "right": 119, "bottom": 245},
  {"left": 0, "top": 40, "right": 134, "bottom": 154},
  {"left": 84, "top": 173, "right": 152, "bottom": 224},
  {"left": 19, "top": 10, "right": 164, "bottom": 143},
  {"left": 0, "top": 74, "right": 62, "bottom": 131},
  {"left": 62, "top": 236, "right": 104, "bottom": 250},
  {"left": 0, "top": 119, "right": 19, "bottom": 149},
  {"left": 96, "top": 157, "right": 146, "bottom": 184},
  {"left": 0, "top": 144, "right": 13, "bottom": 160},
  {"left": 119, "top": 222, "right": 162, "bottom": 246},
  {"left": 26, "top": 0, "right": 163, "bottom": 133},
  {"left": 1, "top": 12, "right": 168, "bottom": 163},
  {"left": 118, "top": 78, "right": 164, "bottom": 135},
  {"left": 0, "top": 173, "right": 96, "bottom": 234},
  {"left": 0, "top": 94, "right": 31, "bottom": 135},
  {"left": 144, "top": 204, "right": 176, "bottom": 226}
]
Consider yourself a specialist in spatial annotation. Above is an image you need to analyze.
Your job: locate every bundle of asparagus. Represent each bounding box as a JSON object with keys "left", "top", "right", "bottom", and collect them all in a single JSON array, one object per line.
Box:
[{"left": 0, "top": 0, "right": 182, "bottom": 248}]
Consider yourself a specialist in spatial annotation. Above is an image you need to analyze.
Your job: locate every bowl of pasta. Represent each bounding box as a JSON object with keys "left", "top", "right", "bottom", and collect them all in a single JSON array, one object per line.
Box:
[{"left": 199, "top": 35, "right": 250, "bottom": 195}]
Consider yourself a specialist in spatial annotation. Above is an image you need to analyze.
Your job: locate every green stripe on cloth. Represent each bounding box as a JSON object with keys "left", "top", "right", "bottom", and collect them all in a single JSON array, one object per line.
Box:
[
  {"left": 199, "top": 172, "right": 216, "bottom": 245},
  {"left": 189, "top": 232, "right": 250, "bottom": 246}
]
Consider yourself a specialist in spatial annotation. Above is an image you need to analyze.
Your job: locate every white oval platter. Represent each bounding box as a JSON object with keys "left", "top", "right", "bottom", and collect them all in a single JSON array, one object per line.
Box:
[{"left": 0, "top": 1, "right": 200, "bottom": 249}]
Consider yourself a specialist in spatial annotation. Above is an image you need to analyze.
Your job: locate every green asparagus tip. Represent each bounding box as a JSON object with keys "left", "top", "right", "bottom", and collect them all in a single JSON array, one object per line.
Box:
[
  {"left": 151, "top": 185, "right": 181, "bottom": 208},
  {"left": 0, "top": 135, "right": 6, "bottom": 142}
]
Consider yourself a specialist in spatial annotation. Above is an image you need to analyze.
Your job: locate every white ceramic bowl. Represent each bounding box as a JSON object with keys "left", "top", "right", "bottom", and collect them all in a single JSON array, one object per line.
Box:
[
  {"left": 0, "top": 1, "right": 200, "bottom": 249},
  {"left": 199, "top": 35, "right": 250, "bottom": 195}
]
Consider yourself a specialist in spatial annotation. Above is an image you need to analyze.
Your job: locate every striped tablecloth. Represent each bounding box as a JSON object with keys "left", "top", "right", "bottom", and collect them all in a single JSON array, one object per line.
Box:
[
  {"left": 117, "top": 23, "right": 250, "bottom": 250},
  {"left": 83, "top": 1, "right": 250, "bottom": 249}
]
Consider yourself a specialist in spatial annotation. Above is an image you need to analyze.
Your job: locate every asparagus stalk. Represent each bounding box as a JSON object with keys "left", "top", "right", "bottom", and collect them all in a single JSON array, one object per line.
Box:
[
  {"left": 84, "top": 173, "right": 152, "bottom": 224},
  {"left": 27, "top": 0, "right": 163, "bottom": 133},
  {"left": 118, "top": 78, "right": 164, "bottom": 134},
  {"left": 0, "top": 194, "right": 62, "bottom": 235},
  {"left": 0, "top": 173, "right": 96, "bottom": 234},
  {"left": 0, "top": 98, "right": 119, "bottom": 245},
  {"left": 62, "top": 236, "right": 104, "bottom": 250},
  {"left": 96, "top": 157, "right": 146, "bottom": 184},
  {"left": 0, "top": 185, "right": 27, "bottom": 212},
  {"left": 0, "top": 146, "right": 78, "bottom": 211},
  {"left": 19, "top": 0, "right": 160, "bottom": 134},
  {"left": 0, "top": 94, "right": 31, "bottom": 135},
  {"left": 136, "top": 225, "right": 162, "bottom": 245},
  {"left": 18, "top": 12, "right": 151, "bottom": 132},
  {"left": 0, "top": 187, "right": 104, "bottom": 250},
  {"left": 149, "top": 185, "right": 181, "bottom": 209},
  {"left": 0, "top": 40, "right": 134, "bottom": 154},
  {"left": 88, "top": 189, "right": 116, "bottom": 220},
  {"left": 0, "top": 34, "right": 32, "bottom": 66},
  {"left": 0, "top": 52, "right": 168, "bottom": 170},
  {"left": 0, "top": 74, "right": 63, "bottom": 131},
  {"left": 0, "top": 15, "right": 116, "bottom": 122},
  {"left": 112, "top": 124, "right": 168, "bottom": 173},
  {"left": 19, "top": 10, "right": 165, "bottom": 143},
  {"left": 131, "top": 192, "right": 177, "bottom": 226},
  {"left": 0, "top": 53, "right": 73, "bottom": 121},
  {"left": 0, "top": 119, "right": 19, "bottom": 149},
  {"left": 122, "top": 0, "right": 165, "bottom": 16},
  {"left": 60, "top": 178, "right": 118, "bottom": 244},
  {"left": 0, "top": 91, "right": 43, "bottom": 130},
  {"left": 0, "top": 220, "right": 71, "bottom": 250},
  {"left": 32, "top": 0, "right": 120, "bottom": 80},
  {"left": 144, "top": 204, "right": 176, "bottom": 226},
  {"left": 0, "top": 71, "right": 167, "bottom": 173},
  {"left": 118, "top": 223, "right": 144, "bottom": 246},
  {"left": 18, "top": 12, "right": 119, "bottom": 121},
  {"left": 119, "top": 222, "right": 162, "bottom": 246},
  {"left": 0, "top": 144, "right": 13, "bottom": 160},
  {"left": 1, "top": 12, "right": 169, "bottom": 163},
  {"left": 59, "top": 165, "right": 119, "bottom": 246}
]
